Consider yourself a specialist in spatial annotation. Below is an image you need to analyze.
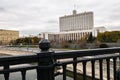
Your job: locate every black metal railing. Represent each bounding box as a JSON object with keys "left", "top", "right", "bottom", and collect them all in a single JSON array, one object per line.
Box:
[{"left": 0, "top": 47, "right": 120, "bottom": 80}]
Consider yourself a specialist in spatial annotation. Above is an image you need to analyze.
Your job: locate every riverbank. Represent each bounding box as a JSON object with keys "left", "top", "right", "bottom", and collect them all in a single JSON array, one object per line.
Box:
[{"left": 0, "top": 46, "right": 75, "bottom": 56}]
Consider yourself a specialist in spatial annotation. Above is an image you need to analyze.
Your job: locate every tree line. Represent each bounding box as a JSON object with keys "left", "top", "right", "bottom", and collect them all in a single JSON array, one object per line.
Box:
[
  {"left": 11, "top": 31, "right": 120, "bottom": 47},
  {"left": 12, "top": 37, "right": 41, "bottom": 45},
  {"left": 97, "top": 31, "right": 120, "bottom": 42}
]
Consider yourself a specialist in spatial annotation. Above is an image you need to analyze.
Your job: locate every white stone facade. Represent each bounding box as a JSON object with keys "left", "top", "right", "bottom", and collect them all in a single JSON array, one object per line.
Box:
[
  {"left": 59, "top": 10, "right": 93, "bottom": 32},
  {"left": 41, "top": 30, "right": 92, "bottom": 42},
  {"left": 41, "top": 10, "right": 106, "bottom": 42},
  {"left": 93, "top": 27, "right": 106, "bottom": 37}
]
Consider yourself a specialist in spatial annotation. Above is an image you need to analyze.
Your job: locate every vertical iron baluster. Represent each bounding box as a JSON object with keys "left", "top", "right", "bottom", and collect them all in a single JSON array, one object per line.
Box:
[
  {"left": 82, "top": 61, "right": 87, "bottom": 80},
  {"left": 63, "top": 65, "right": 67, "bottom": 80},
  {"left": 119, "top": 52, "right": 120, "bottom": 68},
  {"left": 106, "top": 58, "right": 110, "bottom": 80},
  {"left": 91, "top": 60, "right": 95, "bottom": 80},
  {"left": 73, "top": 57, "right": 77, "bottom": 80},
  {"left": 21, "top": 70, "right": 26, "bottom": 80},
  {"left": 99, "top": 59, "right": 103, "bottom": 80},
  {"left": 113, "top": 58, "right": 117, "bottom": 80},
  {"left": 4, "top": 65, "right": 10, "bottom": 80}
]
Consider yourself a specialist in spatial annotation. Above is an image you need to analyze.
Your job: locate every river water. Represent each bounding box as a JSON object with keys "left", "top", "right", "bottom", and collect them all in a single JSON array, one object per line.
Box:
[{"left": 0, "top": 70, "right": 72, "bottom": 80}]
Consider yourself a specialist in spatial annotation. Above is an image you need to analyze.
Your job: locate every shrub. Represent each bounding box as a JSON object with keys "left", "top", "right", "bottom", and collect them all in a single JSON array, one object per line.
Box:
[{"left": 99, "top": 43, "right": 109, "bottom": 48}]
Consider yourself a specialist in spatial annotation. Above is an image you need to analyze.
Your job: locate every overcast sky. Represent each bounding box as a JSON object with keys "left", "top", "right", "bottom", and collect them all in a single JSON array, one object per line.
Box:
[{"left": 0, "top": 0, "right": 120, "bottom": 36}]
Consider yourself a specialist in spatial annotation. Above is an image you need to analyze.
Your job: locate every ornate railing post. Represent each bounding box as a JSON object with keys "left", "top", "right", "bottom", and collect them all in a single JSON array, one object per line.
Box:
[{"left": 37, "top": 39, "right": 54, "bottom": 80}]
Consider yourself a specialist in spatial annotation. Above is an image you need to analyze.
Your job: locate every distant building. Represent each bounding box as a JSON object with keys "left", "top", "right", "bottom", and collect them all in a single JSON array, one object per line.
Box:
[
  {"left": 59, "top": 10, "right": 93, "bottom": 32},
  {"left": 40, "top": 32, "right": 50, "bottom": 40},
  {"left": 93, "top": 27, "right": 106, "bottom": 37},
  {"left": 41, "top": 10, "right": 106, "bottom": 42},
  {"left": 41, "top": 10, "right": 93, "bottom": 42},
  {"left": 0, "top": 29, "right": 19, "bottom": 45},
  {"left": 41, "top": 30, "right": 92, "bottom": 42}
]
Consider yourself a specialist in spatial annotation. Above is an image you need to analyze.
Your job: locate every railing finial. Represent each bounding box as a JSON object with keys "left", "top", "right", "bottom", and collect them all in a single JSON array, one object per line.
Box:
[{"left": 39, "top": 39, "right": 50, "bottom": 52}]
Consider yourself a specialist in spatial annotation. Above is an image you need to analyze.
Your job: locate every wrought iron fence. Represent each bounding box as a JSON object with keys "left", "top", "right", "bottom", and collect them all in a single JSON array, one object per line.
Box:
[{"left": 0, "top": 47, "right": 120, "bottom": 80}]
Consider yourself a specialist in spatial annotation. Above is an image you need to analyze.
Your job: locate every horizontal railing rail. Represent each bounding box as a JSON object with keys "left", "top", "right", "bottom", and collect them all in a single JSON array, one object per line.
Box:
[
  {"left": 54, "top": 47, "right": 120, "bottom": 59},
  {"left": 0, "top": 47, "right": 119, "bottom": 80}
]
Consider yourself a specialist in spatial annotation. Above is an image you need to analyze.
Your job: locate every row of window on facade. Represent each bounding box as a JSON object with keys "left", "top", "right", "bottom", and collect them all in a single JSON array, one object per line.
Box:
[
  {"left": 0, "top": 30, "right": 19, "bottom": 45},
  {"left": 48, "top": 32, "right": 91, "bottom": 42},
  {"left": 60, "top": 26, "right": 93, "bottom": 32}
]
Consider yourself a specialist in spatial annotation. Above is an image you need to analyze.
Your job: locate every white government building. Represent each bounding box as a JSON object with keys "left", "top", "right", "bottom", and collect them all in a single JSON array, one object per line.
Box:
[
  {"left": 60, "top": 10, "right": 93, "bottom": 32},
  {"left": 41, "top": 10, "right": 105, "bottom": 42}
]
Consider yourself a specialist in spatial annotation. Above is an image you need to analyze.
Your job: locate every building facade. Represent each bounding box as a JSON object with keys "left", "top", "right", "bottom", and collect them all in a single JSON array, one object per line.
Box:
[
  {"left": 0, "top": 29, "right": 19, "bottom": 45},
  {"left": 59, "top": 10, "right": 93, "bottom": 32},
  {"left": 48, "top": 30, "right": 92, "bottom": 42},
  {"left": 93, "top": 27, "right": 106, "bottom": 37},
  {"left": 41, "top": 10, "right": 106, "bottom": 42}
]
